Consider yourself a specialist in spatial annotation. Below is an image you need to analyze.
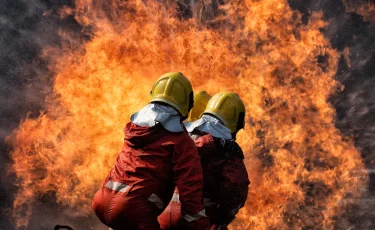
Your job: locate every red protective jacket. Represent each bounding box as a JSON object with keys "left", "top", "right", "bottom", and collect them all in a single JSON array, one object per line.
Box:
[
  {"left": 158, "top": 134, "right": 250, "bottom": 229},
  {"left": 92, "top": 122, "right": 209, "bottom": 229},
  {"left": 200, "top": 138, "right": 249, "bottom": 226}
]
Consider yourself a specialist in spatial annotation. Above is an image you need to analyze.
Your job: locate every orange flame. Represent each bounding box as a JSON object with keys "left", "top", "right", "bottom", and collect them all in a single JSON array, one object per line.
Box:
[{"left": 8, "top": 0, "right": 367, "bottom": 229}]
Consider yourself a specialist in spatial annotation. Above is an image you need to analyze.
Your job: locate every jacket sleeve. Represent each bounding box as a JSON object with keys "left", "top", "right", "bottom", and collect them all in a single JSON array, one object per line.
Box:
[
  {"left": 171, "top": 134, "right": 210, "bottom": 230},
  {"left": 194, "top": 134, "right": 216, "bottom": 158},
  {"left": 216, "top": 158, "right": 250, "bottom": 226}
]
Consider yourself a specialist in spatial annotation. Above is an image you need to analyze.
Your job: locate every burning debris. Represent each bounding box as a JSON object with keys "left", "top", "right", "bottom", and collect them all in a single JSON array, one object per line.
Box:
[{"left": 1, "top": 0, "right": 374, "bottom": 229}]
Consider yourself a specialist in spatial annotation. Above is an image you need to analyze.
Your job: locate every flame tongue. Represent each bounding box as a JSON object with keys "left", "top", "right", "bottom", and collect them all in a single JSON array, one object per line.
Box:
[{"left": 9, "top": 0, "right": 367, "bottom": 229}]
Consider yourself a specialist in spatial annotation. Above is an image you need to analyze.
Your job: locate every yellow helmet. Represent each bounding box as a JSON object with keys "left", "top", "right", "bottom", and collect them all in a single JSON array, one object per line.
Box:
[
  {"left": 187, "top": 90, "right": 212, "bottom": 122},
  {"left": 203, "top": 92, "right": 245, "bottom": 133},
  {"left": 150, "top": 72, "right": 194, "bottom": 117}
]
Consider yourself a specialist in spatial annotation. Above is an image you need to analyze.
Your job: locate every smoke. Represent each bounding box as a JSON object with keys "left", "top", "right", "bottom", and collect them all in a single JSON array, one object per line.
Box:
[
  {"left": 1, "top": 0, "right": 374, "bottom": 229},
  {"left": 0, "top": 0, "right": 89, "bottom": 136},
  {"left": 0, "top": 1, "right": 96, "bottom": 229},
  {"left": 289, "top": 0, "right": 375, "bottom": 229},
  {"left": 329, "top": 6, "right": 375, "bottom": 230},
  {"left": 0, "top": 1, "right": 49, "bottom": 229}
]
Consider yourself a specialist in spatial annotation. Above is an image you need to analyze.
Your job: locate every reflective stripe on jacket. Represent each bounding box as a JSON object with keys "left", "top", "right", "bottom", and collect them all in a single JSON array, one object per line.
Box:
[{"left": 104, "top": 122, "right": 209, "bottom": 229}]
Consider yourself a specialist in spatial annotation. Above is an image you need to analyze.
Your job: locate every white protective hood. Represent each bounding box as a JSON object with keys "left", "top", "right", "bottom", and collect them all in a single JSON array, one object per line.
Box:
[
  {"left": 130, "top": 103, "right": 184, "bottom": 132},
  {"left": 184, "top": 114, "right": 232, "bottom": 139}
]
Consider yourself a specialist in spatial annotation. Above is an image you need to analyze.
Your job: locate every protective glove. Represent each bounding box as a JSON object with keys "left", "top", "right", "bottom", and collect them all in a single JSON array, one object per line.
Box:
[{"left": 213, "top": 137, "right": 244, "bottom": 159}]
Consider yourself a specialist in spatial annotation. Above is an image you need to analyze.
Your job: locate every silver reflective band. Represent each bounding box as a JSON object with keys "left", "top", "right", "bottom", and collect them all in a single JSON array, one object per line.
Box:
[
  {"left": 148, "top": 193, "right": 164, "bottom": 210},
  {"left": 105, "top": 180, "right": 130, "bottom": 193},
  {"left": 203, "top": 198, "right": 216, "bottom": 207},
  {"left": 183, "top": 209, "right": 207, "bottom": 222},
  {"left": 171, "top": 193, "right": 180, "bottom": 202}
]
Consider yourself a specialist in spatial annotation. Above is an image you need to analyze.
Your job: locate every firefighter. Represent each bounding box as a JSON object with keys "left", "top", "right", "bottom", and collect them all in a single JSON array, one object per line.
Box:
[
  {"left": 92, "top": 72, "right": 210, "bottom": 230},
  {"left": 159, "top": 92, "right": 250, "bottom": 230},
  {"left": 192, "top": 92, "right": 250, "bottom": 229},
  {"left": 187, "top": 90, "right": 212, "bottom": 122},
  {"left": 158, "top": 90, "right": 212, "bottom": 229}
]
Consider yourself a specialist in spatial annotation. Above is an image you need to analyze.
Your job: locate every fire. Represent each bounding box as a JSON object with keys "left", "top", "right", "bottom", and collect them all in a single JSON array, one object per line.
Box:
[
  {"left": 8, "top": 0, "right": 367, "bottom": 229},
  {"left": 343, "top": 0, "right": 375, "bottom": 23}
]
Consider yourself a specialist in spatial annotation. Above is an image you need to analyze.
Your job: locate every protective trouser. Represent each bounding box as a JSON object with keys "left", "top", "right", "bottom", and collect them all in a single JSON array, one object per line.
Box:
[{"left": 92, "top": 188, "right": 162, "bottom": 230}]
